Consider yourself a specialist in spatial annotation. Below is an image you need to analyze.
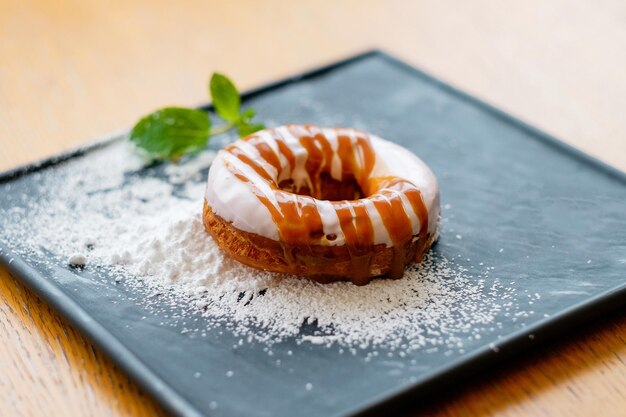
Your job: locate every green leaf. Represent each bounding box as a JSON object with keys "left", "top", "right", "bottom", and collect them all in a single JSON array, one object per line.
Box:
[
  {"left": 236, "top": 108, "right": 264, "bottom": 136},
  {"left": 129, "top": 73, "right": 266, "bottom": 161},
  {"left": 240, "top": 108, "right": 256, "bottom": 121},
  {"left": 210, "top": 73, "right": 241, "bottom": 123},
  {"left": 129, "top": 107, "right": 211, "bottom": 160},
  {"left": 236, "top": 121, "right": 265, "bottom": 137}
]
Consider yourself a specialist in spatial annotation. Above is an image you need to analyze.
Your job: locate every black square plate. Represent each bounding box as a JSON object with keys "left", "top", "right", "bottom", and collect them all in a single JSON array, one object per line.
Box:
[{"left": 1, "top": 51, "right": 625, "bottom": 417}]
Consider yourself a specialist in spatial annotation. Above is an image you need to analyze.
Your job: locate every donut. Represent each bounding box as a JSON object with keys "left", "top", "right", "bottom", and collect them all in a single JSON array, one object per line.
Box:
[{"left": 203, "top": 125, "right": 440, "bottom": 285}]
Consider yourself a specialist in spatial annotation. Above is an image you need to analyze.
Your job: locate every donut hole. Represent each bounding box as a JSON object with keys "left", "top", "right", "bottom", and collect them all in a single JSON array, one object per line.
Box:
[{"left": 278, "top": 172, "right": 364, "bottom": 201}]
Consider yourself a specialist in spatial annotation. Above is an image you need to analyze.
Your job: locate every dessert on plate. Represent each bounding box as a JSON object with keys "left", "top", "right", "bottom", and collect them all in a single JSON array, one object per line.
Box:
[{"left": 203, "top": 124, "right": 440, "bottom": 285}]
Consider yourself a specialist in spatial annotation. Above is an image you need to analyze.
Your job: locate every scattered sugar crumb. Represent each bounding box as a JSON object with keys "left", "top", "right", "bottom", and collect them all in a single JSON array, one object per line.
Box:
[
  {"left": 164, "top": 150, "right": 216, "bottom": 184},
  {"left": 68, "top": 253, "right": 87, "bottom": 267},
  {"left": 302, "top": 335, "right": 327, "bottom": 345}
]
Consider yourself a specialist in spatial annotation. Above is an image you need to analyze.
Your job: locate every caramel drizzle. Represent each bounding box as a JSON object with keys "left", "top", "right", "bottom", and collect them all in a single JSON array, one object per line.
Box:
[{"left": 223, "top": 125, "right": 429, "bottom": 283}]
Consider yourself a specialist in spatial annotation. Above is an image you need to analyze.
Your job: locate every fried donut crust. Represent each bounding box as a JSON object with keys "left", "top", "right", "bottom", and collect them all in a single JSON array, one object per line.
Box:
[{"left": 203, "top": 202, "right": 437, "bottom": 285}]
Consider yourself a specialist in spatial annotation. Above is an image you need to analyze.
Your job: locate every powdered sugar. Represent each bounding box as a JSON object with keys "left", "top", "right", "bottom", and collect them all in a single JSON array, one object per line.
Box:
[{"left": 0, "top": 137, "right": 531, "bottom": 354}]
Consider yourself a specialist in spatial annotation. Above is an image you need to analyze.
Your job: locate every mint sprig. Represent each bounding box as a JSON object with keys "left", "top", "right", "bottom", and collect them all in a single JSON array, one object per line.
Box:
[
  {"left": 210, "top": 73, "right": 241, "bottom": 123},
  {"left": 130, "top": 107, "right": 211, "bottom": 160},
  {"left": 210, "top": 73, "right": 265, "bottom": 137},
  {"left": 130, "top": 73, "right": 264, "bottom": 161}
]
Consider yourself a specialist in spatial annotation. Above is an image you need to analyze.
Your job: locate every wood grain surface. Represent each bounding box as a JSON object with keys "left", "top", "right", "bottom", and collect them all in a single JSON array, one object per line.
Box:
[{"left": 1, "top": 1, "right": 625, "bottom": 416}]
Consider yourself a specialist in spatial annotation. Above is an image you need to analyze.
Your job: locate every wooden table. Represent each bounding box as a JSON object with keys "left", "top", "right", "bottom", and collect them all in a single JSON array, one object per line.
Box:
[{"left": 1, "top": 1, "right": 625, "bottom": 416}]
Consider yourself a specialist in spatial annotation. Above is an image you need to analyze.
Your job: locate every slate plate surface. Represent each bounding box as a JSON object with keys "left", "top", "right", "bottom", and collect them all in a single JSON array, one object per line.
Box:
[{"left": 1, "top": 51, "right": 625, "bottom": 417}]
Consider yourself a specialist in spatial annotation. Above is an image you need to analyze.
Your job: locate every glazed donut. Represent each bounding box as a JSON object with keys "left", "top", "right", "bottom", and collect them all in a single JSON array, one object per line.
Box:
[{"left": 203, "top": 125, "right": 440, "bottom": 285}]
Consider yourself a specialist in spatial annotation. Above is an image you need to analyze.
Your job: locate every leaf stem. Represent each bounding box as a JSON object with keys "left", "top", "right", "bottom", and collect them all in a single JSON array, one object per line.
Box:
[{"left": 209, "top": 123, "right": 234, "bottom": 136}]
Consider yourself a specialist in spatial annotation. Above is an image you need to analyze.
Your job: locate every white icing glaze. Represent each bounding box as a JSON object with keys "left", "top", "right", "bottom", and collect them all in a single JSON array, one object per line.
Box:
[{"left": 205, "top": 126, "right": 440, "bottom": 247}]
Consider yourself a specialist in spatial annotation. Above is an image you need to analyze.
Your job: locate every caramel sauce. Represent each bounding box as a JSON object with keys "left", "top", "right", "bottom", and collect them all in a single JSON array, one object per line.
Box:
[
  {"left": 223, "top": 125, "right": 429, "bottom": 281},
  {"left": 269, "top": 130, "right": 296, "bottom": 172},
  {"left": 333, "top": 200, "right": 375, "bottom": 284},
  {"left": 245, "top": 135, "right": 282, "bottom": 172},
  {"left": 228, "top": 147, "right": 273, "bottom": 182}
]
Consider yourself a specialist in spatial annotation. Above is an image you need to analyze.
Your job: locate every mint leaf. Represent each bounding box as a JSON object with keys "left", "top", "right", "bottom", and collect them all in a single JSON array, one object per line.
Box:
[
  {"left": 236, "top": 122, "right": 264, "bottom": 137},
  {"left": 210, "top": 73, "right": 241, "bottom": 123},
  {"left": 240, "top": 108, "right": 256, "bottom": 120},
  {"left": 130, "top": 107, "right": 211, "bottom": 160},
  {"left": 235, "top": 108, "right": 264, "bottom": 136}
]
